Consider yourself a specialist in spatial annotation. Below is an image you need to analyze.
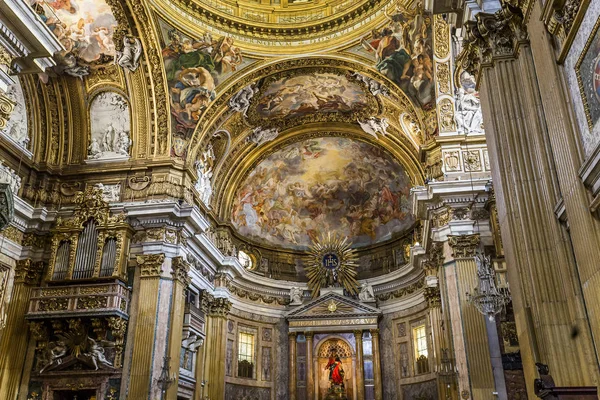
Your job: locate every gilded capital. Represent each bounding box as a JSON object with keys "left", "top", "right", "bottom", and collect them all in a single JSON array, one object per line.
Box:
[
  {"left": 424, "top": 286, "right": 442, "bottom": 308},
  {"left": 200, "top": 290, "right": 215, "bottom": 314},
  {"left": 208, "top": 297, "right": 232, "bottom": 317},
  {"left": 29, "top": 321, "right": 48, "bottom": 341},
  {"left": 305, "top": 332, "right": 314, "bottom": 340},
  {"left": 136, "top": 253, "right": 165, "bottom": 277},
  {"left": 370, "top": 328, "right": 380, "bottom": 337},
  {"left": 424, "top": 242, "right": 444, "bottom": 274},
  {"left": 171, "top": 256, "right": 191, "bottom": 286},
  {"left": 14, "top": 259, "right": 43, "bottom": 285},
  {"left": 448, "top": 234, "right": 480, "bottom": 259},
  {"left": 353, "top": 329, "right": 363, "bottom": 338},
  {"left": 458, "top": 0, "right": 527, "bottom": 79},
  {"left": 288, "top": 332, "right": 298, "bottom": 339}
]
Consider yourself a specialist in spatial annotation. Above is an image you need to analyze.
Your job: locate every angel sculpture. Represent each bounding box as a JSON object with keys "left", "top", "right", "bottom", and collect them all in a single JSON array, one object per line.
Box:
[
  {"left": 39, "top": 341, "right": 68, "bottom": 373},
  {"left": 358, "top": 117, "right": 389, "bottom": 139},
  {"left": 85, "top": 338, "right": 113, "bottom": 370},
  {"left": 116, "top": 36, "right": 143, "bottom": 72},
  {"left": 229, "top": 84, "right": 258, "bottom": 117}
]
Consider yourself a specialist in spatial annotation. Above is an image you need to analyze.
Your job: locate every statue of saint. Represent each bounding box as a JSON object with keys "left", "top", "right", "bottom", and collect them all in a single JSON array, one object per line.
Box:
[{"left": 325, "top": 356, "right": 345, "bottom": 388}]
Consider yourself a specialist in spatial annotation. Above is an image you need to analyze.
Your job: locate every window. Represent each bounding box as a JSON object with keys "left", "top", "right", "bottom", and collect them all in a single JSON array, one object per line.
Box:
[
  {"left": 238, "top": 331, "right": 255, "bottom": 378},
  {"left": 413, "top": 324, "right": 429, "bottom": 374},
  {"left": 238, "top": 250, "right": 253, "bottom": 270}
]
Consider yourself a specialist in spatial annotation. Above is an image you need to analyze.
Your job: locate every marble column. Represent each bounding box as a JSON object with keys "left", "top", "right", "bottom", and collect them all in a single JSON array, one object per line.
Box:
[
  {"left": 289, "top": 332, "right": 297, "bottom": 400},
  {"left": 305, "top": 332, "right": 315, "bottom": 400},
  {"left": 0, "top": 260, "right": 42, "bottom": 400},
  {"left": 370, "top": 329, "right": 382, "bottom": 400},
  {"left": 353, "top": 330, "right": 365, "bottom": 400},
  {"left": 166, "top": 257, "right": 191, "bottom": 399},
  {"left": 127, "top": 254, "right": 166, "bottom": 399},
  {"left": 460, "top": 2, "right": 599, "bottom": 390},
  {"left": 204, "top": 298, "right": 231, "bottom": 400}
]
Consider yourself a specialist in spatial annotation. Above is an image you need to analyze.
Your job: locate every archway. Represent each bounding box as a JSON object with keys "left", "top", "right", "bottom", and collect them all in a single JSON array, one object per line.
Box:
[{"left": 315, "top": 336, "right": 355, "bottom": 400}]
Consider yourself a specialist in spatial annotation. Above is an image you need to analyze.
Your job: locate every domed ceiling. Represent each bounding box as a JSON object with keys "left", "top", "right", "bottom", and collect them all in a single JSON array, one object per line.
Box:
[{"left": 231, "top": 136, "right": 414, "bottom": 250}]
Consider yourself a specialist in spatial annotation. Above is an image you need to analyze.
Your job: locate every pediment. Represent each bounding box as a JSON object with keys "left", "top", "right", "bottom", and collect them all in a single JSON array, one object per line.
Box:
[{"left": 286, "top": 291, "right": 380, "bottom": 321}]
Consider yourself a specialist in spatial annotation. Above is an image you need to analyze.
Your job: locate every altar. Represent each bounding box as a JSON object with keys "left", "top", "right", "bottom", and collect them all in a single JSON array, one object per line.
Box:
[{"left": 286, "top": 289, "right": 383, "bottom": 400}]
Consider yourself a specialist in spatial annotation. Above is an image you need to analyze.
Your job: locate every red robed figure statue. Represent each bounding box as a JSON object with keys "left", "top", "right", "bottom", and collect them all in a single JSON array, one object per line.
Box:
[{"left": 325, "top": 356, "right": 345, "bottom": 386}]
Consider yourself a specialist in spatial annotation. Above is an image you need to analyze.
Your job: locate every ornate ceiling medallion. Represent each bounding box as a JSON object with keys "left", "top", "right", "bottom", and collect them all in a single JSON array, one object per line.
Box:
[{"left": 305, "top": 233, "right": 359, "bottom": 298}]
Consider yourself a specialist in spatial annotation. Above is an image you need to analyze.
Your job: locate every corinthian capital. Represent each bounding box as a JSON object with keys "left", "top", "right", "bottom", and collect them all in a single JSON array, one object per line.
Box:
[
  {"left": 14, "top": 259, "right": 43, "bottom": 285},
  {"left": 136, "top": 253, "right": 165, "bottom": 277},
  {"left": 458, "top": 0, "right": 527, "bottom": 78},
  {"left": 171, "top": 256, "right": 192, "bottom": 286},
  {"left": 448, "top": 234, "right": 481, "bottom": 259}
]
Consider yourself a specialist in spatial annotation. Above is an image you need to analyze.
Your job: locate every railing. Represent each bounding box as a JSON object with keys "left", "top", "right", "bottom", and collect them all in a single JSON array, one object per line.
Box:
[
  {"left": 26, "top": 281, "right": 131, "bottom": 319},
  {"left": 183, "top": 303, "right": 205, "bottom": 333}
]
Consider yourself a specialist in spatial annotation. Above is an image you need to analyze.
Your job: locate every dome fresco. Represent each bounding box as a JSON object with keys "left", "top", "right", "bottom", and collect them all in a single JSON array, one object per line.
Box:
[{"left": 231, "top": 136, "right": 414, "bottom": 250}]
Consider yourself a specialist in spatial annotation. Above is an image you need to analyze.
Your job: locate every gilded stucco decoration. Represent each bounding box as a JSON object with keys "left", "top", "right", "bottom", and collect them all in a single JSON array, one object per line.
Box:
[
  {"left": 438, "top": 99, "right": 456, "bottom": 133},
  {"left": 434, "top": 14, "right": 450, "bottom": 59}
]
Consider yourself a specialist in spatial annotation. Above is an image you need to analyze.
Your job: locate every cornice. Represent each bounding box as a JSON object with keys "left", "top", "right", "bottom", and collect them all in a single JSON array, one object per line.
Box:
[{"left": 150, "top": 0, "right": 394, "bottom": 55}]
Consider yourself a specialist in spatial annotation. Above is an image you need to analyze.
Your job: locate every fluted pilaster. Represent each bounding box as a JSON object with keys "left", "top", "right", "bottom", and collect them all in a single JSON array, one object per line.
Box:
[
  {"left": 0, "top": 260, "right": 42, "bottom": 400},
  {"left": 128, "top": 253, "right": 165, "bottom": 400},
  {"left": 166, "top": 257, "right": 191, "bottom": 399},
  {"left": 204, "top": 297, "right": 231, "bottom": 400}
]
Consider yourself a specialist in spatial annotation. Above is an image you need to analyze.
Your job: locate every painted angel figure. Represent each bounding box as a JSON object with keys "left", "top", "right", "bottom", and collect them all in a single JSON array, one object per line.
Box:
[{"left": 116, "top": 36, "right": 142, "bottom": 72}]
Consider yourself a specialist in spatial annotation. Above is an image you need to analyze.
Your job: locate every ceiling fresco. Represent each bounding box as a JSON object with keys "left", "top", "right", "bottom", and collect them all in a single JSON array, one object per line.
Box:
[
  {"left": 30, "top": 0, "right": 117, "bottom": 63},
  {"left": 355, "top": 6, "right": 434, "bottom": 110},
  {"left": 255, "top": 72, "right": 369, "bottom": 119},
  {"left": 231, "top": 136, "right": 414, "bottom": 250},
  {"left": 158, "top": 20, "right": 252, "bottom": 157}
]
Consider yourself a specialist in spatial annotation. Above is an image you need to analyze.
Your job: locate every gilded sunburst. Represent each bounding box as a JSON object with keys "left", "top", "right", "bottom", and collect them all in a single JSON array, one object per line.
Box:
[{"left": 305, "top": 233, "right": 359, "bottom": 298}]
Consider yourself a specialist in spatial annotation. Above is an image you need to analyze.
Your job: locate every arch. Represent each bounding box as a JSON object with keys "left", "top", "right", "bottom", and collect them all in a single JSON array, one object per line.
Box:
[
  {"left": 186, "top": 55, "right": 427, "bottom": 168},
  {"left": 316, "top": 336, "right": 355, "bottom": 359}
]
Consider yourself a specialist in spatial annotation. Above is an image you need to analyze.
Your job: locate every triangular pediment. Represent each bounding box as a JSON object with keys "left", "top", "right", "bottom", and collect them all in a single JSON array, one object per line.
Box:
[{"left": 286, "top": 291, "right": 381, "bottom": 321}]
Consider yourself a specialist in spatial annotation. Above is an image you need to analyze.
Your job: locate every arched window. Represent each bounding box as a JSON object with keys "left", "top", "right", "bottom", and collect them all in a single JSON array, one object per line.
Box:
[{"left": 73, "top": 219, "right": 99, "bottom": 279}]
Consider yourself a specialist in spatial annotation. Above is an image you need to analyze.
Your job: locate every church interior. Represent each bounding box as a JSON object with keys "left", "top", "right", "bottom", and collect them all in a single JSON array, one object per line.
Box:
[{"left": 0, "top": 0, "right": 599, "bottom": 399}]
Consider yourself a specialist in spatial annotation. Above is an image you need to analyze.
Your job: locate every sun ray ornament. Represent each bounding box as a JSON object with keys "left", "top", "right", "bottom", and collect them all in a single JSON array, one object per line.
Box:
[{"left": 305, "top": 233, "right": 359, "bottom": 299}]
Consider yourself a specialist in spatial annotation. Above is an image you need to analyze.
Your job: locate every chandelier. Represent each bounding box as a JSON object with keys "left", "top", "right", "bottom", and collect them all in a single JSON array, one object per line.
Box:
[{"left": 467, "top": 253, "right": 510, "bottom": 321}]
